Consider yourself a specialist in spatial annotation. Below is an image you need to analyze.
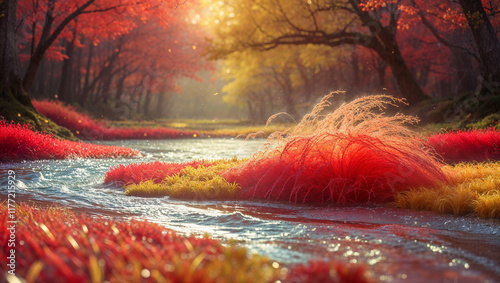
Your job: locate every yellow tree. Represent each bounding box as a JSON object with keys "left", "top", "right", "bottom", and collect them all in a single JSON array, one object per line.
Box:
[{"left": 202, "top": 0, "right": 429, "bottom": 106}]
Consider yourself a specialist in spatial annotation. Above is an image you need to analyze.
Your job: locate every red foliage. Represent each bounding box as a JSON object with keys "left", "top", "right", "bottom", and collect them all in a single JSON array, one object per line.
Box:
[
  {"left": 32, "top": 99, "right": 104, "bottom": 139},
  {"left": 33, "top": 99, "right": 198, "bottom": 140},
  {"left": 287, "top": 260, "right": 374, "bottom": 283},
  {"left": 426, "top": 129, "right": 500, "bottom": 163},
  {"left": 104, "top": 160, "right": 215, "bottom": 185},
  {"left": 223, "top": 133, "right": 448, "bottom": 204},
  {"left": 0, "top": 203, "right": 375, "bottom": 282},
  {"left": 0, "top": 203, "right": 239, "bottom": 282},
  {"left": 0, "top": 121, "right": 138, "bottom": 162}
]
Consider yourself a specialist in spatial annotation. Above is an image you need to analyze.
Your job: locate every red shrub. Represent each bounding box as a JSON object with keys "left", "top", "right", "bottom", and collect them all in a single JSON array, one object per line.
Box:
[
  {"left": 223, "top": 132, "right": 447, "bottom": 203},
  {"left": 287, "top": 260, "right": 374, "bottom": 283},
  {"left": 104, "top": 160, "right": 215, "bottom": 185},
  {"left": 222, "top": 94, "right": 448, "bottom": 204},
  {"left": 0, "top": 121, "right": 139, "bottom": 162},
  {"left": 426, "top": 129, "right": 500, "bottom": 163},
  {"left": 33, "top": 99, "right": 198, "bottom": 140}
]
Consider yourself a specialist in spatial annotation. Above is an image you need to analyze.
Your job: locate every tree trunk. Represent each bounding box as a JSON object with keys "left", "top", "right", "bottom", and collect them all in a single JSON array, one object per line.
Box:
[
  {"left": 458, "top": 0, "right": 500, "bottom": 87},
  {"left": 1, "top": 0, "right": 21, "bottom": 88},
  {"left": 377, "top": 46, "right": 428, "bottom": 105},
  {"left": 156, "top": 91, "right": 170, "bottom": 118},
  {"left": 143, "top": 89, "right": 154, "bottom": 117},
  {"left": 0, "top": 0, "right": 74, "bottom": 140},
  {"left": 451, "top": 48, "right": 477, "bottom": 96},
  {"left": 23, "top": 0, "right": 55, "bottom": 92},
  {"left": 58, "top": 31, "right": 77, "bottom": 102}
]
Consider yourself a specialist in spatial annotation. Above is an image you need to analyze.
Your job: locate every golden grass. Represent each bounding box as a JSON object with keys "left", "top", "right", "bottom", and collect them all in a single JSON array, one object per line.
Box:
[
  {"left": 125, "top": 158, "right": 245, "bottom": 199},
  {"left": 394, "top": 162, "right": 500, "bottom": 218}
]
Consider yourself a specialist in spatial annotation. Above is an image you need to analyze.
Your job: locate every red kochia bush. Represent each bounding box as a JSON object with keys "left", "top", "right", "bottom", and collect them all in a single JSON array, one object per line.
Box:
[
  {"left": 0, "top": 121, "right": 138, "bottom": 162},
  {"left": 223, "top": 93, "right": 448, "bottom": 204},
  {"left": 33, "top": 99, "right": 197, "bottom": 140},
  {"left": 426, "top": 129, "right": 500, "bottom": 164},
  {"left": 104, "top": 160, "right": 215, "bottom": 184}
]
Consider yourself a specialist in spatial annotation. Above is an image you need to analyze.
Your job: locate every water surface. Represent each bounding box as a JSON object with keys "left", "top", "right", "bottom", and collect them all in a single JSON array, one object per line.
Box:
[{"left": 1, "top": 138, "right": 499, "bottom": 282}]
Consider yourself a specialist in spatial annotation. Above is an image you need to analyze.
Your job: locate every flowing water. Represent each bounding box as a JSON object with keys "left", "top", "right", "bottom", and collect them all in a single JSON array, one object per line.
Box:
[{"left": 1, "top": 138, "right": 499, "bottom": 282}]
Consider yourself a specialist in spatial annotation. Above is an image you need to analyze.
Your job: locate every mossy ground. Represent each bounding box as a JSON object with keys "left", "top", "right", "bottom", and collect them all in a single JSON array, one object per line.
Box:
[{"left": 0, "top": 86, "right": 76, "bottom": 140}]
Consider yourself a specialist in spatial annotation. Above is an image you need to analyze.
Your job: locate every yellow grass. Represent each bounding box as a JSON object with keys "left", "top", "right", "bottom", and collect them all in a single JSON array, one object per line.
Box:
[
  {"left": 125, "top": 158, "right": 245, "bottom": 199},
  {"left": 394, "top": 162, "right": 500, "bottom": 218}
]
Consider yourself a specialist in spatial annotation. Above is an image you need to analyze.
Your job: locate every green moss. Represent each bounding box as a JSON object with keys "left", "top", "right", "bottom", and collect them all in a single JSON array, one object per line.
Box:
[
  {"left": 466, "top": 114, "right": 500, "bottom": 130},
  {"left": 0, "top": 85, "right": 76, "bottom": 141}
]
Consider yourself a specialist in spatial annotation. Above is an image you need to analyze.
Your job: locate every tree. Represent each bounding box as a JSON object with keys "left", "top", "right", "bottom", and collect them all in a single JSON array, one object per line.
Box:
[
  {"left": 457, "top": 0, "right": 500, "bottom": 89},
  {"left": 203, "top": 0, "right": 431, "bottom": 106},
  {"left": 0, "top": 0, "right": 180, "bottom": 134},
  {"left": 1, "top": 0, "right": 73, "bottom": 138}
]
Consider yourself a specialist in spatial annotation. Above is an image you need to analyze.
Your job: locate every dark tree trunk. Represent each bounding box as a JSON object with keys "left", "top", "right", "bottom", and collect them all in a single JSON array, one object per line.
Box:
[
  {"left": 80, "top": 41, "right": 94, "bottom": 105},
  {"left": 349, "top": 0, "right": 429, "bottom": 105},
  {"left": 451, "top": 48, "right": 477, "bottom": 96},
  {"left": 458, "top": 0, "right": 500, "bottom": 87},
  {"left": 143, "top": 89, "right": 154, "bottom": 117},
  {"left": 1, "top": 0, "right": 21, "bottom": 88},
  {"left": 156, "top": 91, "right": 169, "bottom": 118},
  {"left": 0, "top": 0, "right": 74, "bottom": 140},
  {"left": 23, "top": 0, "right": 55, "bottom": 92},
  {"left": 73, "top": 44, "right": 83, "bottom": 101},
  {"left": 58, "top": 30, "right": 77, "bottom": 102},
  {"left": 374, "top": 32, "right": 429, "bottom": 105}
]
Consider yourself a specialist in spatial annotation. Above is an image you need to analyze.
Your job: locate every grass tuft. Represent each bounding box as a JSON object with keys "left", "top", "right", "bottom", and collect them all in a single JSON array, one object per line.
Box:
[
  {"left": 104, "top": 160, "right": 217, "bottom": 185},
  {"left": 125, "top": 159, "right": 244, "bottom": 199},
  {"left": 394, "top": 162, "right": 500, "bottom": 218},
  {"left": 222, "top": 93, "right": 447, "bottom": 204}
]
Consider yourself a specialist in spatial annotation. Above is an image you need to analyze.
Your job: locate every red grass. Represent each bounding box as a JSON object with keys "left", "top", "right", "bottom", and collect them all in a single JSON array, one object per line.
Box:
[
  {"left": 426, "top": 128, "right": 500, "bottom": 164},
  {"left": 0, "top": 203, "right": 269, "bottom": 282},
  {"left": 104, "top": 160, "right": 215, "bottom": 185},
  {"left": 223, "top": 132, "right": 447, "bottom": 203},
  {"left": 222, "top": 94, "right": 448, "bottom": 204},
  {"left": 0, "top": 121, "right": 139, "bottom": 162},
  {"left": 0, "top": 203, "right": 374, "bottom": 282},
  {"left": 32, "top": 99, "right": 104, "bottom": 139},
  {"left": 33, "top": 99, "right": 197, "bottom": 140}
]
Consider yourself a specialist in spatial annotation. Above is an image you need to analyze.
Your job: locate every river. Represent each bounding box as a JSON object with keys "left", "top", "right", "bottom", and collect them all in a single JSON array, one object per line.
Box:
[{"left": 1, "top": 138, "right": 499, "bottom": 282}]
